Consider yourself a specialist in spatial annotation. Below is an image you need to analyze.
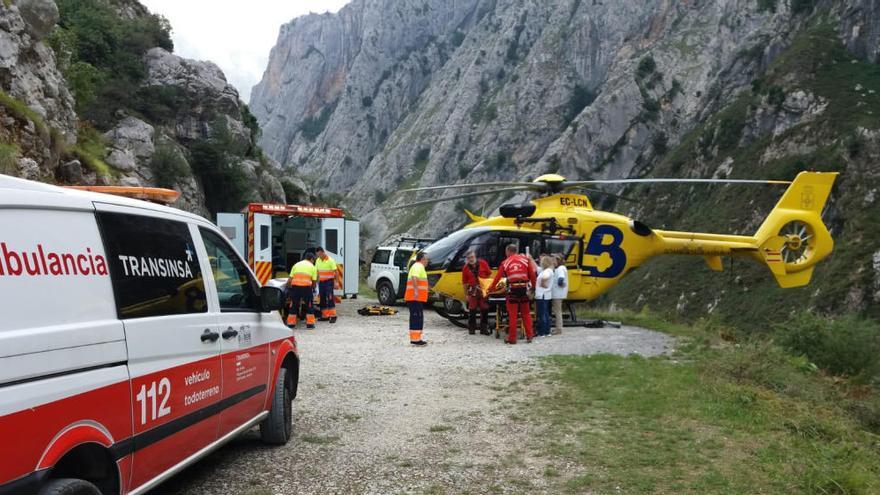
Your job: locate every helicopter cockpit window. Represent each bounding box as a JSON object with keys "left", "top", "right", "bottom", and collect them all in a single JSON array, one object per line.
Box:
[
  {"left": 449, "top": 232, "right": 501, "bottom": 271},
  {"left": 423, "top": 228, "right": 489, "bottom": 271}
]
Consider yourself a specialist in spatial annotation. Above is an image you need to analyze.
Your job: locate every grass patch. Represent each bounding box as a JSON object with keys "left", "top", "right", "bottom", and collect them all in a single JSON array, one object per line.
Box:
[
  {"left": 529, "top": 319, "right": 880, "bottom": 494},
  {"left": 359, "top": 279, "right": 377, "bottom": 299},
  {"left": 71, "top": 125, "right": 113, "bottom": 178},
  {"left": 0, "top": 142, "right": 20, "bottom": 175},
  {"left": 0, "top": 90, "right": 50, "bottom": 140},
  {"left": 428, "top": 424, "right": 454, "bottom": 433}
]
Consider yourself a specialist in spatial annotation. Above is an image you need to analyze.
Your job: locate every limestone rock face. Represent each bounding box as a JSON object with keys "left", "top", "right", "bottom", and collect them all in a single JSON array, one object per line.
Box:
[
  {"left": 0, "top": 0, "right": 76, "bottom": 166},
  {"left": 840, "top": 0, "right": 880, "bottom": 63},
  {"left": 14, "top": 0, "right": 59, "bottom": 40},
  {"left": 144, "top": 48, "right": 248, "bottom": 145},
  {"left": 252, "top": 0, "right": 880, "bottom": 249}
]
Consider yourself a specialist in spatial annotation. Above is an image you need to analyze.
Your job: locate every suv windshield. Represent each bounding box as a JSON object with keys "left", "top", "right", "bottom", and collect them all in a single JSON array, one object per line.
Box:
[{"left": 423, "top": 228, "right": 488, "bottom": 271}]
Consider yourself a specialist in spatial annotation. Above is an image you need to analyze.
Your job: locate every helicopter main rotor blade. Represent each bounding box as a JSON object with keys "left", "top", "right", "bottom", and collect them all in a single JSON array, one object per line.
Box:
[
  {"left": 575, "top": 187, "right": 639, "bottom": 202},
  {"left": 563, "top": 178, "right": 792, "bottom": 188},
  {"left": 398, "top": 181, "right": 542, "bottom": 193},
  {"left": 385, "top": 186, "right": 535, "bottom": 210}
]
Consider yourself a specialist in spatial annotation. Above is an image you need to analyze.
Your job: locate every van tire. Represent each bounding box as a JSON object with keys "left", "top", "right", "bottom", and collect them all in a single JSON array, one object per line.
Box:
[
  {"left": 260, "top": 367, "right": 292, "bottom": 445},
  {"left": 377, "top": 280, "right": 395, "bottom": 306},
  {"left": 39, "top": 479, "right": 101, "bottom": 495}
]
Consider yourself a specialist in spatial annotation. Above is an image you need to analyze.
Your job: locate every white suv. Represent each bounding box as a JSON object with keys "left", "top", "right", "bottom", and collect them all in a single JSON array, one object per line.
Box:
[
  {"left": 0, "top": 175, "right": 299, "bottom": 495},
  {"left": 367, "top": 239, "right": 434, "bottom": 305}
]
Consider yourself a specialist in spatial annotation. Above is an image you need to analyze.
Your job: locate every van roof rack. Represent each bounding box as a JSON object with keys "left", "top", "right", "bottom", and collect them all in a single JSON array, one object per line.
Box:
[{"left": 395, "top": 237, "right": 436, "bottom": 248}]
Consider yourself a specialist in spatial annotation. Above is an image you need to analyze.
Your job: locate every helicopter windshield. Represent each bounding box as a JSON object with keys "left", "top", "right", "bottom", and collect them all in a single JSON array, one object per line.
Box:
[{"left": 422, "top": 228, "right": 489, "bottom": 271}]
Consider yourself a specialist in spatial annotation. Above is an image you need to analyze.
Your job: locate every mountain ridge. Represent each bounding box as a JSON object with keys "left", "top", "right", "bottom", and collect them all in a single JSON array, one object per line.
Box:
[{"left": 252, "top": 0, "right": 880, "bottom": 321}]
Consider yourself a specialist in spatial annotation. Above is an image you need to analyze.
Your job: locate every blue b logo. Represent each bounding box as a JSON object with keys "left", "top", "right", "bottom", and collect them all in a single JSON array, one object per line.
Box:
[{"left": 584, "top": 225, "right": 626, "bottom": 278}]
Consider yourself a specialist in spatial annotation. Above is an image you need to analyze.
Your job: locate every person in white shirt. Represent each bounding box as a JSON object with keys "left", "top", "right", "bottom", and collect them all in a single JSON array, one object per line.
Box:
[
  {"left": 551, "top": 253, "right": 569, "bottom": 335},
  {"left": 534, "top": 255, "right": 555, "bottom": 337}
]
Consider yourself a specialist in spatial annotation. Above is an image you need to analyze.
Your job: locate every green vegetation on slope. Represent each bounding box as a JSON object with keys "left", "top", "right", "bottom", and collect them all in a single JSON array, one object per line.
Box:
[
  {"left": 521, "top": 314, "right": 880, "bottom": 494},
  {"left": 50, "top": 0, "right": 173, "bottom": 129},
  {"left": 609, "top": 22, "right": 880, "bottom": 324},
  {"left": 45, "top": 0, "right": 275, "bottom": 212},
  {"left": 0, "top": 142, "right": 19, "bottom": 175}
]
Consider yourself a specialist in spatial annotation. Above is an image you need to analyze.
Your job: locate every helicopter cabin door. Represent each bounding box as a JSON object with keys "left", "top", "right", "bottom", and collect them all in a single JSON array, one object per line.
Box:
[{"left": 543, "top": 235, "right": 582, "bottom": 294}]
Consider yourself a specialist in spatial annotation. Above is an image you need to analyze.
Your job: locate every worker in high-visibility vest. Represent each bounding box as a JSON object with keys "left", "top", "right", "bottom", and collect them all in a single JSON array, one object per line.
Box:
[
  {"left": 405, "top": 252, "right": 430, "bottom": 346},
  {"left": 287, "top": 252, "right": 318, "bottom": 329},
  {"left": 315, "top": 247, "right": 338, "bottom": 323}
]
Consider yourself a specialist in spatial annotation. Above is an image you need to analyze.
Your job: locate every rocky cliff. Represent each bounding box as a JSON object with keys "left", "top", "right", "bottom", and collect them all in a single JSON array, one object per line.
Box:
[
  {"left": 253, "top": 0, "right": 879, "bottom": 321},
  {"left": 1, "top": 0, "right": 290, "bottom": 216}
]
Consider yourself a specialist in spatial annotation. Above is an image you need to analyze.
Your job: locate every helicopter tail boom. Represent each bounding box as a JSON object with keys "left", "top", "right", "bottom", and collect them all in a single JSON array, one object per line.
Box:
[
  {"left": 654, "top": 172, "right": 837, "bottom": 288},
  {"left": 751, "top": 171, "right": 837, "bottom": 288}
]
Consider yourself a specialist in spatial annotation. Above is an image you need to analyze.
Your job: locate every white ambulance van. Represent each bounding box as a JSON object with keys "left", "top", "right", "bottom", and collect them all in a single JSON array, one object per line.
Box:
[{"left": 0, "top": 175, "right": 299, "bottom": 495}]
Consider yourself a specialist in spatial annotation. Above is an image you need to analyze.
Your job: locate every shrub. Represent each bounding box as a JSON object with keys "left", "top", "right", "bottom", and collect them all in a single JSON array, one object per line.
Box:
[
  {"left": 757, "top": 0, "right": 777, "bottom": 13},
  {"left": 0, "top": 90, "right": 49, "bottom": 139},
  {"left": 150, "top": 143, "right": 189, "bottom": 188},
  {"left": 240, "top": 103, "right": 261, "bottom": 145},
  {"left": 491, "top": 151, "right": 508, "bottom": 171},
  {"left": 189, "top": 141, "right": 249, "bottom": 214},
  {"left": 791, "top": 0, "right": 816, "bottom": 14},
  {"left": 361, "top": 96, "right": 373, "bottom": 107},
  {"left": 715, "top": 115, "right": 745, "bottom": 151},
  {"left": 53, "top": 0, "right": 174, "bottom": 129},
  {"left": 562, "top": 84, "right": 596, "bottom": 129},
  {"left": 636, "top": 55, "right": 656, "bottom": 79},
  {"left": 450, "top": 30, "right": 465, "bottom": 48},
  {"left": 777, "top": 313, "right": 880, "bottom": 383},
  {"left": 652, "top": 132, "right": 668, "bottom": 155},
  {"left": 188, "top": 121, "right": 253, "bottom": 213},
  {"left": 66, "top": 61, "right": 105, "bottom": 113},
  {"left": 0, "top": 142, "right": 19, "bottom": 175},
  {"left": 414, "top": 147, "right": 430, "bottom": 166},
  {"left": 71, "top": 125, "right": 112, "bottom": 178},
  {"left": 133, "top": 86, "right": 189, "bottom": 123},
  {"left": 300, "top": 103, "right": 336, "bottom": 141},
  {"left": 767, "top": 85, "right": 786, "bottom": 109},
  {"left": 642, "top": 97, "right": 661, "bottom": 121}
]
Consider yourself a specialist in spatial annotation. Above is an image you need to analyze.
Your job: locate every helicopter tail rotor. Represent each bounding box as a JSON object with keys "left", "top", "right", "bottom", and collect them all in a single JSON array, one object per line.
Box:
[{"left": 752, "top": 172, "right": 838, "bottom": 288}]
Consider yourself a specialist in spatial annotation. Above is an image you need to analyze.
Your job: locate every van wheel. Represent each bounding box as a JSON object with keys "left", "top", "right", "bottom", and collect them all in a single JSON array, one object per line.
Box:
[
  {"left": 39, "top": 479, "right": 101, "bottom": 495},
  {"left": 260, "top": 367, "right": 293, "bottom": 445},
  {"left": 377, "top": 280, "right": 395, "bottom": 306}
]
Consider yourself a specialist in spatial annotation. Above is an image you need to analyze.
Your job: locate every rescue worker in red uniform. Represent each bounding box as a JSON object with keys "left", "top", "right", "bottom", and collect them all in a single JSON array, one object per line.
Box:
[
  {"left": 315, "top": 247, "right": 338, "bottom": 323},
  {"left": 490, "top": 244, "right": 536, "bottom": 344},
  {"left": 287, "top": 252, "right": 318, "bottom": 329},
  {"left": 461, "top": 249, "right": 492, "bottom": 335}
]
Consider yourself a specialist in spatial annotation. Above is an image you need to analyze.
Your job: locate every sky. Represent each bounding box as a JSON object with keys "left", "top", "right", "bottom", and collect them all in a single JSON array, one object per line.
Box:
[{"left": 140, "top": 0, "right": 352, "bottom": 102}]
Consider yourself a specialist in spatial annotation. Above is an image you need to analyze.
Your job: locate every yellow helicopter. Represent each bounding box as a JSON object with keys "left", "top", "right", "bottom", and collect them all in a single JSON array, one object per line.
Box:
[{"left": 391, "top": 171, "right": 838, "bottom": 327}]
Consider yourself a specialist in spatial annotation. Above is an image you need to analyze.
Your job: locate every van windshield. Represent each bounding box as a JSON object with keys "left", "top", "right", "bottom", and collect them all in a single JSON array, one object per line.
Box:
[{"left": 422, "top": 228, "right": 487, "bottom": 271}]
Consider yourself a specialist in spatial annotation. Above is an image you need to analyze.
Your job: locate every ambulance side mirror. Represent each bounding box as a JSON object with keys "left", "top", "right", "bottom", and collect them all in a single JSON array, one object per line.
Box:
[{"left": 260, "top": 286, "right": 285, "bottom": 312}]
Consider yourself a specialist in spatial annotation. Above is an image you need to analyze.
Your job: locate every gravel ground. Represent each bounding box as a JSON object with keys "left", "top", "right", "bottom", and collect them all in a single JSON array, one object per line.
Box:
[{"left": 158, "top": 300, "right": 672, "bottom": 495}]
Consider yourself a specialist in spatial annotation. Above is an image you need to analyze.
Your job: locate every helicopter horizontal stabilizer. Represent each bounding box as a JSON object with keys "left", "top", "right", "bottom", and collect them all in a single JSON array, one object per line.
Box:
[
  {"left": 464, "top": 209, "right": 487, "bottom": 223},
  {"left": 752, "top": 171, "right": 838, "bottom": 288}
]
